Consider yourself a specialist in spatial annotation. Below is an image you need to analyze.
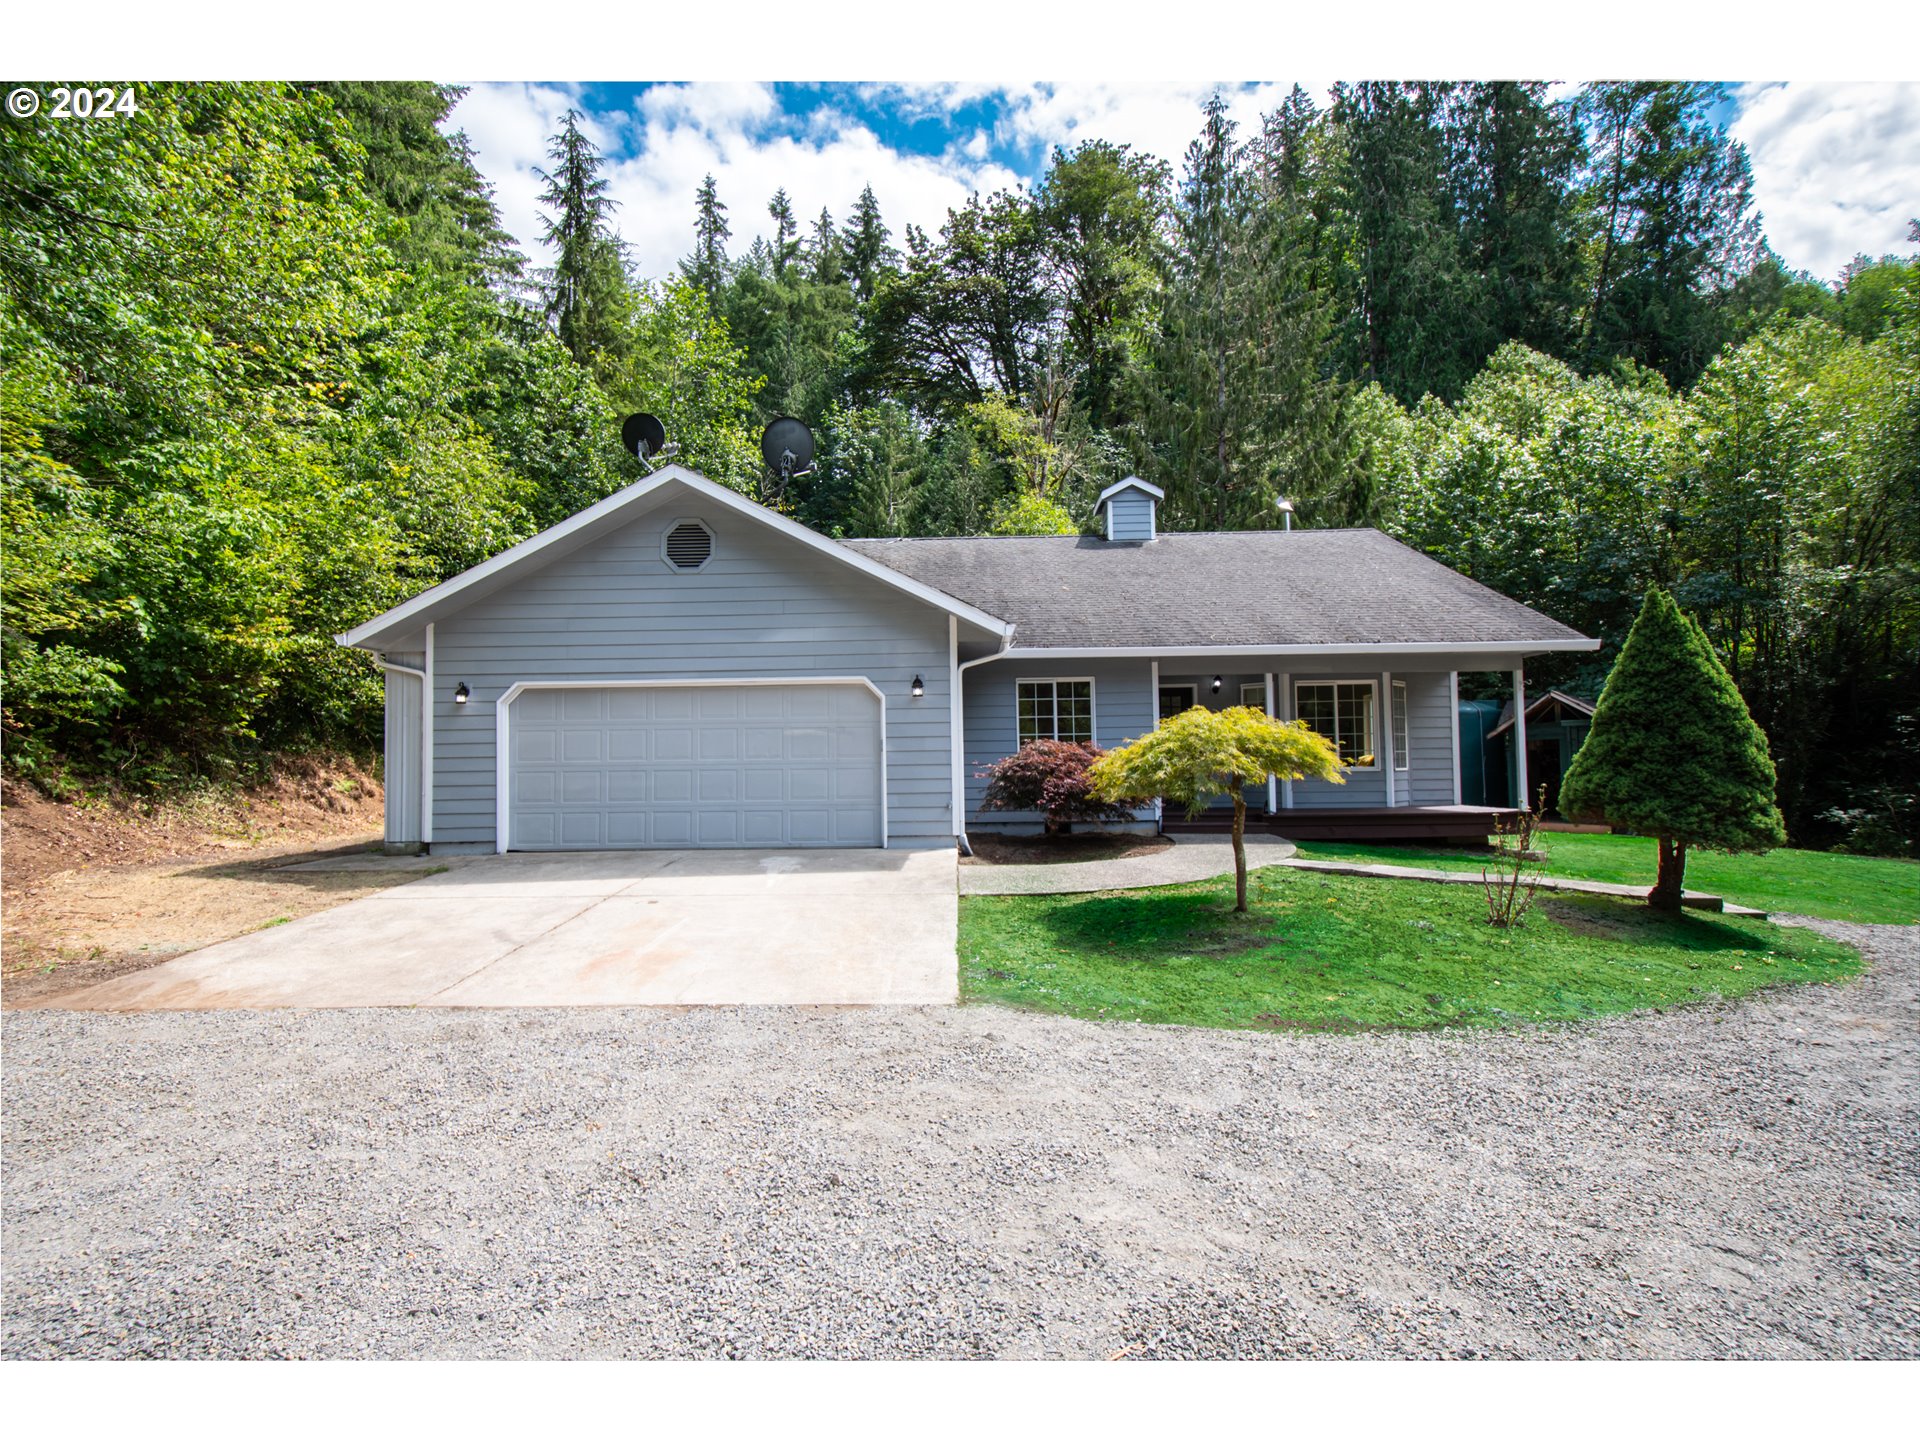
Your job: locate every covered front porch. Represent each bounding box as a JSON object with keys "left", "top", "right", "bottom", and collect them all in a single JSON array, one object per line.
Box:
[
  {"left": 1150, "top": 655, "right": 1537, "bottom": 844},
  {"left": 960, "top": 647, "right": 1558, "bottom": 846}
]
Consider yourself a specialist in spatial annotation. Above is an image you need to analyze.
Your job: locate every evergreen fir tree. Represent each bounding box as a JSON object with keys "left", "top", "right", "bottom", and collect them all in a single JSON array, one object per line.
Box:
[
  {"left": 686, "top": 173, "right": 731, "bottom": 297},
  {"left": 846, "top": 183, "right": 894, "bottom": 300},
  {"left": 1559, "top": 587, "right": 1787, "bottom": 910},
  {"left": 767, "top": 188, "right": 799, "bottom": 279},
  {"left": 532, "top": 109, "right": 627, "bottom": 368},
  {"left": 808, "top": 207, "right": 845, "bottom": 287}
]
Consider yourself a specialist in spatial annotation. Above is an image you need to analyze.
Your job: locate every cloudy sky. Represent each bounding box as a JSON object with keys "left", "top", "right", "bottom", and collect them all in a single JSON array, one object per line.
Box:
[{"left": 448, "top": 81, "right": 1920, "bottom": 285}]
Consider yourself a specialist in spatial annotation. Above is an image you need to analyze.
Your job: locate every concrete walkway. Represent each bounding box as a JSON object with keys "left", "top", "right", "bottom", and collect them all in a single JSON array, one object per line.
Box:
[
  {"left": 1276, "top": 858, "right": 1766, "bottom": 917},
  {"left": 37, "top": 849, "right": 958, "bottom": 1011},
  {"left": 960, "top": 833, "right": 1297, "bottom": 896}
]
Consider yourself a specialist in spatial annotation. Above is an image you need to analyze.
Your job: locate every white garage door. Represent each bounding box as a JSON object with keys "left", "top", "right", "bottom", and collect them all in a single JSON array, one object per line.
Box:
[{"left": 507, "top": 684, "right": 883, "bottom": 850}]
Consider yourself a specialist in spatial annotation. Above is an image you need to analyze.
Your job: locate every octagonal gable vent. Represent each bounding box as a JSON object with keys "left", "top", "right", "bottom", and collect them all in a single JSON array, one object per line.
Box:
[{"left": 663, "top": 519, "right": 713, "bottom": 571}]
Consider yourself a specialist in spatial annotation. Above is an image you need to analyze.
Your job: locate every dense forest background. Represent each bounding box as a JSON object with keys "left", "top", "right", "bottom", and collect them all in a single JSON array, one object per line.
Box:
[{"left": 2, "top": 81, "right": 1915, "bottom": 851}]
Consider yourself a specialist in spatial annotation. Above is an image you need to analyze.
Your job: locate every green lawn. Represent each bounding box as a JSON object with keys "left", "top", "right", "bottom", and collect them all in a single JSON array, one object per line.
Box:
[
  {"left": 1290, "top": 832, "right": 1918, "bottom": 925},
  {"left": 959, "top": 867, "right": 1861, "bottom": 1032}
]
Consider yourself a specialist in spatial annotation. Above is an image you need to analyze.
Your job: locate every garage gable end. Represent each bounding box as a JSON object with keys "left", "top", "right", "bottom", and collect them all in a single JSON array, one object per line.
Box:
[
  {"left": 339, "top": 465, "right": 1010, "bottom": 651},
  {"left": 424, "top": 493, "right": 963, "bottom": 852}
]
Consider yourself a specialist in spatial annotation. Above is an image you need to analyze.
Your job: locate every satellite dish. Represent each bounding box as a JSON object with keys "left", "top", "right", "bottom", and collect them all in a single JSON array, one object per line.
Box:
[
  {"left": 760, "top": 417, "right": 816, "bottom": 480},
  {"left": 622, "top": 412, "right": 668, "bottom": 461}
]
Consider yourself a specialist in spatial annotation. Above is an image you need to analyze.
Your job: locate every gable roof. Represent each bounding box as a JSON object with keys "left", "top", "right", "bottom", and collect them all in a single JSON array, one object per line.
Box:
[
  {"left": 1096, "top": 476, "right": 1164, "bottom": 505},
  {"left": 1489, "top": 689, "right": 1597, "bottom": 738},
  {"left": 337, "top": 465, "right": 1014, "bottom": 651},
  {"left": 842, "top": 529, "right": 1597, "bottom": 653}
]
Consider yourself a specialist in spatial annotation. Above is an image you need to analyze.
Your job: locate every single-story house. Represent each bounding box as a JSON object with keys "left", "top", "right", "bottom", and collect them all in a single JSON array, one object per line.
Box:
[{"left": 338, "top": 466, "right": 1598, "bottom": 854}]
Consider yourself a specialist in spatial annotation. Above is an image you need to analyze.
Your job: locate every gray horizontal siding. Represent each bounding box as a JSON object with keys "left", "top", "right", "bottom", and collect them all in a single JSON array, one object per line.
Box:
[
  {"left": 1105, "top": 490, "right": 1155, "bottom": 542},
  {"left": 1402, "top": 671, "right": 1456, "bottom": 804},
  {"left": 428, "top": 498, "right": 954, "bottom": 849},
  {"left": 962, "top": 657, "right": 1155, "bottom": 828}
]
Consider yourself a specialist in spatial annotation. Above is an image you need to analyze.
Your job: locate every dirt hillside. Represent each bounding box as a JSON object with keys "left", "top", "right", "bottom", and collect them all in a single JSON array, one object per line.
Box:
[{"left": 1, "top": 756, "right": 408, "bottom": 1006}]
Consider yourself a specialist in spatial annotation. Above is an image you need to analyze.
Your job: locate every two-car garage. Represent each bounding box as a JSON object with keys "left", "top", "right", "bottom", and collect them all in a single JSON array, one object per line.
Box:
[{"left": 504, "top": 682, "right": 885, "bottom": 851}]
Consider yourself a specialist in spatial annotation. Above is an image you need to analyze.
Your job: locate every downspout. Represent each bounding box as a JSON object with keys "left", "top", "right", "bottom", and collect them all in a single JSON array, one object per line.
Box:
[{"left": 953, "top": 627, "right": 1015, "bottom": 857}]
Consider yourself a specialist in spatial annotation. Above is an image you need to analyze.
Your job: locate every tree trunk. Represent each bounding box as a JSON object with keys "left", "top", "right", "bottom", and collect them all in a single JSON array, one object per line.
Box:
[
  {"left": 1232, "top": 791, "right": 1249, "bottom": 913},
  {"left": 1650, "top": 836, "right": 1688, "bottom": 913}
]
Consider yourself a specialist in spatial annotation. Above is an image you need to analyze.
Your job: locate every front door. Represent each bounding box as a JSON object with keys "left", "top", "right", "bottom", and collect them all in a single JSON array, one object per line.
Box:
[{"left": 1158, "top": 685, "right": 1196, "bottom": 722}]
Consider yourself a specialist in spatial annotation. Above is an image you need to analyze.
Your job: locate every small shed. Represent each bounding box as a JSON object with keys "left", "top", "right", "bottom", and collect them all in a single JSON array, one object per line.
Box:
[{"left": 1488, "top": 690, "right": 1594, "bottom": 814}]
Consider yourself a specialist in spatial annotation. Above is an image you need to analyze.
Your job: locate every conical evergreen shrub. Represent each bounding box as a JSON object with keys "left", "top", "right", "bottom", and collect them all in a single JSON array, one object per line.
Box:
[{"left": 1560, "top": 587, "right": 1786, "bottom": 909}]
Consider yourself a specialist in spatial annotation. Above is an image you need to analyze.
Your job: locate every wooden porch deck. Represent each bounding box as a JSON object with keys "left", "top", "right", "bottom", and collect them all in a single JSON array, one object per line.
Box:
[{"left": 1163, "top": 805, "right": 1520, "bottom": 843}]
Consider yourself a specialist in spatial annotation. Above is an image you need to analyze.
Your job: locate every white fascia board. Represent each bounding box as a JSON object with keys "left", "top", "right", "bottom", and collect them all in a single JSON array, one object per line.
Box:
[
  {"left": 1095, "top": 476, "right": 1166, "bottom": 505},
  {"left": 993, "top": 639, "right": 1602, "bottom": 661},
  {"left": 337, "top": 464, "right": 1013, "bottom": 649}
]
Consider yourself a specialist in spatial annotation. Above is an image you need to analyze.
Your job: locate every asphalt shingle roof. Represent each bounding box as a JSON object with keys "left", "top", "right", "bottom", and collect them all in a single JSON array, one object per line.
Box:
[{"left": 840, "top": 528, "right": 1591, "bottom": 650}]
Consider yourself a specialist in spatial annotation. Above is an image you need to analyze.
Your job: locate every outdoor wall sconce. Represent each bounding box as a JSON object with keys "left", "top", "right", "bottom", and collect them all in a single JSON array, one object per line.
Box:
[
  {"left": 454, "top": 682, "right": 471, "bottom": 705},
  {"left": 1210, "top": 675, "right": 1223, "bottom": 694},
  {"left": 910, "top": 675, "right": 925, "bottom": 698}
]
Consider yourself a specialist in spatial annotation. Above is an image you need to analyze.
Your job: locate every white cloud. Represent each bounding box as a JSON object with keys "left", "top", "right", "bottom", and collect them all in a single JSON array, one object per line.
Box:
[
  {"left": 449, "top": 80, "right": 1920, "bottom": 290},
  {"left": 1732, "top": 81, "right": 1920, "bottom": 280},
  {"left": 450, "top": 81, "right": 1022, "bottom": 281}
]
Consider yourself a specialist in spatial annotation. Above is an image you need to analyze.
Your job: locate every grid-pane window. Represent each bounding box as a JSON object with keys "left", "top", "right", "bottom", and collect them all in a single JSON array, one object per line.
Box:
[
  {"left": 1240, "top": 683, "right": 1268, "bottom": 710},
  {"left": 1295, "top": 682, "right": 1377, "bottom": 767},
  {"left": 1392, "top": 681, "right": 1409, "bottom": 771},
  {"left": 1018, "top": 680, "right": 1094, "bottom": 744}
]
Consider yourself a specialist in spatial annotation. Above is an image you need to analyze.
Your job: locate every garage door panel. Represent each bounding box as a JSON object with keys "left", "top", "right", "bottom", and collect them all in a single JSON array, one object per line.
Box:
[
  {"left": 562, "top": 731, "right": 604, "bottom": 764},
  {"left": 516, "top": 730, "right": 558, "bottom": 764},
  {"left": 560, "top": 771, "right": 603, "bottom": 804},
  {"left": 788, "top": 728, "right": 832, "bottom": 762},
  {"left": 509, "top": 684, "right": 884, "bottom": 850},
  {"left": 653, "top": 691, "right": 695, "bottom": 720},
  {"left": 559, "top": 812, "right": 605, "bottom": 846},
  {"left": 607, "top": 812, "right": 649, "bottom": 843},
  {"left": 789, "top": 810, "right": 831, "bottom": 843},
  {"left": 515, "top": 771, "right": 557, "bottom": 804}
]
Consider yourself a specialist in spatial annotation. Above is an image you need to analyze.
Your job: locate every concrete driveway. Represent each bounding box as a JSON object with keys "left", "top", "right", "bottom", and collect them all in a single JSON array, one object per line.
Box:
[{"left": 39, "top": 849, "right": 957, "bottom": 1010}]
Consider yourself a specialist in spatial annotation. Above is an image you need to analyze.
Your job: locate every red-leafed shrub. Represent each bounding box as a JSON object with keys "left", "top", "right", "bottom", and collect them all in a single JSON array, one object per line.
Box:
[{"left": 977, "top": 740, "right": 1139, "bottom": 834}]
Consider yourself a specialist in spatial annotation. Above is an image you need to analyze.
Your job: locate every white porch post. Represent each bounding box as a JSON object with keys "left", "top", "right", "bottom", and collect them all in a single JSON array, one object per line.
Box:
[
  {"left": 1512, "top": 667, "right": 1530, "bottom": 811},
  {"left": 1277, "top": 670, "right": 1293, "bottom": 809},
  {"left": 1150, "top": 659, "right": 1163, "bottom": 826},
  {"left": 1448, "top": 671, "right": 1463, "bottom": 806},
  {"left": 948, "top": 616, "right": 964, "bottom": 843},
  {"left": 1264, "top": 673, "right": 1278, "bottom": 814},
  {"left": 422, "top": 622, "right": 435, "bottom": 845},
  {"left": 1380, "top": 668, "right": 1397, "bottom": 806}
]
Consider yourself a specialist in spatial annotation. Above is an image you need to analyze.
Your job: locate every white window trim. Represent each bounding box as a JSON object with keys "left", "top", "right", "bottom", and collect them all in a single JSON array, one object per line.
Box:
[
  {"left": 1015, "top": 676, "right": 1098, "bottom": 746},
  {"left": 1392, "top": 679, "right": 1410, "bottom": 772},
  {"left": 1157, "top": 682, "right": 1197, "bottom": 720},
  {"left": 660, "top": 516, "right": 715, "bottom": 572},
  {"left": 1294, "top": 679, "right": 1381, "bottom": 771},
  {"left": 1239, "top": 682, "right": 1266, "bottom": 709}
]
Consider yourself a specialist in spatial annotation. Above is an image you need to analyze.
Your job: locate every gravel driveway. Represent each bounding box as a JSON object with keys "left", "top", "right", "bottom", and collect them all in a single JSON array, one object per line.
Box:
[{"left": 4, "top": 917, "right": 1914, "bottom": 1359}]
